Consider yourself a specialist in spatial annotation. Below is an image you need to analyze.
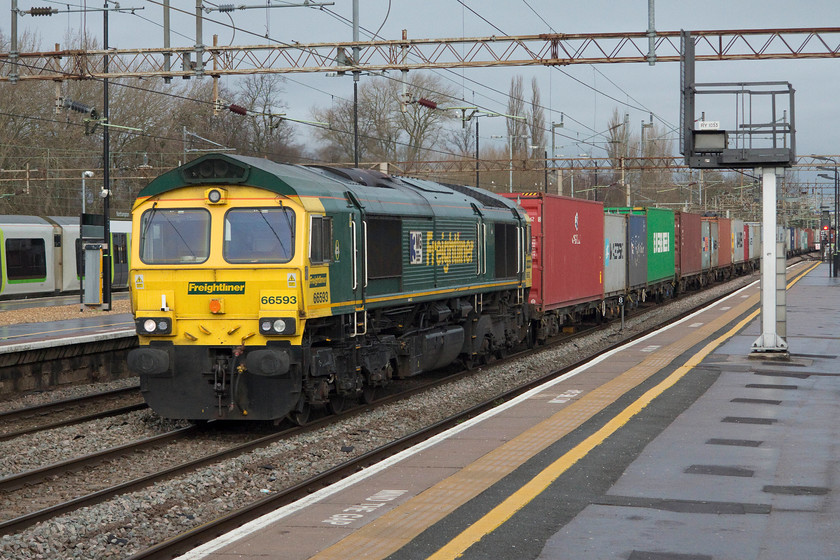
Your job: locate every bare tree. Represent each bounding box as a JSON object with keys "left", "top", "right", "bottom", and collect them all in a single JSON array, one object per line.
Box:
[
  {"left": 528, "top": 77, "right": 546, "bottom": 160},
  {"left": 233, "top": 74, "right": 302, "bottom": 161},
  {"left": 506, "top": 76, "right": 527, "bottom": 158},
  {"left": 446, "top": 119, "right": 476, "bottom": 159},
  {"left": 310, "top": 73, "right": 456, "bottom": 167}
]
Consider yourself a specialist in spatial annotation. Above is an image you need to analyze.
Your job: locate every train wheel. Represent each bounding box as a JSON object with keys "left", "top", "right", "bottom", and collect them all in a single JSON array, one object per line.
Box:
[
  {"left": 287, "top": 402, "right": 311, "bottom": 426},
  {"left": 328, "top": 394, "right": 346, "bottom": 415},
  {"left": 362, "top": 385, "right": 376, "bottom": 404}
]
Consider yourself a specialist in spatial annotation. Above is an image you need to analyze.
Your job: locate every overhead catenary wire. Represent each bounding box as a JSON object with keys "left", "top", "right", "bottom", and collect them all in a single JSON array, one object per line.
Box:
[
  {"left": 9, "top": 2, "right": 676, "bottom": 166},
  {"left": 23, "top": 0, "right": 647, "bottom": 151}
]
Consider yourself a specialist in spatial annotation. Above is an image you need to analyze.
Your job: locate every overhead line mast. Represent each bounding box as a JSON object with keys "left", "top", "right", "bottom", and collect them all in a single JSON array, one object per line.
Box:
[{"left": 2, "top": 27, "right": 840, "bottom": 82}]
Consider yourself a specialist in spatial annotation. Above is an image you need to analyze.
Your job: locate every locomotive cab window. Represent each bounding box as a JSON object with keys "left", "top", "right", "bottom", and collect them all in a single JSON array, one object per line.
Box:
[
  {"left": 224, "top": 207, "right": 295, "bottom": 264},
  {"left": 310, "top": 215, "right": 333, "bottom": 264},
  {"left": 6, "top": 238, "right": 47, "bottom": 281},
  {"left": 140, "top": 208, "right": 210, "bottom": 264}
]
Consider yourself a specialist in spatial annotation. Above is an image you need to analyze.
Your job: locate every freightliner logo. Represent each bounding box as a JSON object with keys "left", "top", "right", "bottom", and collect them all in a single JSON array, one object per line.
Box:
[{"left": 187, "top": 282, "right": 246, "bottom": 294}]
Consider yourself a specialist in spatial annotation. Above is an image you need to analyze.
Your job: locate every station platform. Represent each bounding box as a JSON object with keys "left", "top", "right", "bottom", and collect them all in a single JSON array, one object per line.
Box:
[
  {"left": 0, "top": 312, "right": 133, "bottom": 354},
  {"left": 177, "top": 259, "right": 840, "bottom": 560},
  {"left": 0, "top": 294, "right": 133, "bottom": 354}
]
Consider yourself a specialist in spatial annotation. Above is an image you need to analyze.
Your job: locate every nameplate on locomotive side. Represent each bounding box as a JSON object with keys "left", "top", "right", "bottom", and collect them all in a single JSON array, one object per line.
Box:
[{"left": 187, "top": 282, "right": 246, "bottom": 294}]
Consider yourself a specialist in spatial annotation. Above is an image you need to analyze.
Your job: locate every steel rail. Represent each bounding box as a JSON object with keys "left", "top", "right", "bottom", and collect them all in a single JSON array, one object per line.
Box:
[
  {"left": 0, "top": 403, "right": 146, "bottom": 442},
  {"left": 0, "top": 386, "right": 138, "bottom": 422},
  {"left": 0, "top": 425, "right": 197, "bottom": 494},
  {"left": 0, "top": 386, "right": 144, "bottom": 442}
]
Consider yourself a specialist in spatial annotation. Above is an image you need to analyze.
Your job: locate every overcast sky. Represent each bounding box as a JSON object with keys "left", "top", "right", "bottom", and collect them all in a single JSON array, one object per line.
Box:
[{"left": 6, "top": 1, "right": 840, "bottom": 162}]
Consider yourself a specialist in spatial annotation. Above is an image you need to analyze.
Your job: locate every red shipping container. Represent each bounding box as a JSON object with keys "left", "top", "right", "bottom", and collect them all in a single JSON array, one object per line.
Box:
[
  {"left": 718, "top": 218, "right": 732, "bottom": 267},
  {"left": 674, "top": 211, "right": 702, "bottom": 280},
  {"left": 504, "top": 193, "right": 604, "bottom": 310}
]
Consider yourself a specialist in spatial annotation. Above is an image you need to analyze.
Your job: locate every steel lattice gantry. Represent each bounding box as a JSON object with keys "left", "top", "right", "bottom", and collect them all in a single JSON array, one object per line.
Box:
[{"left": 2, "top": 27, "right": 840, "bottom": 82}]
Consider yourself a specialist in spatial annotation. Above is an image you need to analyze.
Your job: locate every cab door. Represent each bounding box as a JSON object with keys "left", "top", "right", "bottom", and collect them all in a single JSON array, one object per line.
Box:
[{"left": 345, "top": 191, "right": 367, "bottom": 336}]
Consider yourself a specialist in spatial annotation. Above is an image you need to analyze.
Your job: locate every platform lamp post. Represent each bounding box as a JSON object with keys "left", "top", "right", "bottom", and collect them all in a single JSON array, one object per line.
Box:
[
  {"left": 551, "top": 119, "right": 564, "bottom": 194},
  {"left": 815, "top": 155, "right": 839, "bottom": 277},
  {"left": 818, "top": 168, "right": 839, "bottom": 277},
  {"left": 81, "top": 170, "right": 94, "bottom": 215},
  {"left": 529, "top": 145, "right": 549, "bottom": 193}
]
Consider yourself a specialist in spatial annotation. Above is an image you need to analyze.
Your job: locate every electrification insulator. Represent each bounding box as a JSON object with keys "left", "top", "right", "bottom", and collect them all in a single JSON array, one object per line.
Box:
[
  {"left": 28, "top": 7, "right": 58, "bottom": 16},
  {"left": 217, "top": 4, "right": 235, "bottom": 12},
  {"left": 62, "top": 98, "right": 95, "bottom": 115},
  {"left": 417, "top": 98, "right": 438, "bottom": 109},
  {"left": 228, "top": 104, "right": 248, "bottom": 116}
]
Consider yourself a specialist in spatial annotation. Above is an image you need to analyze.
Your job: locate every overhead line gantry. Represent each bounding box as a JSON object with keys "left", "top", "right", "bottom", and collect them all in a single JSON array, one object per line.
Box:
[{"left": 2, "top": 27, "right": 840, "bottom": 82}]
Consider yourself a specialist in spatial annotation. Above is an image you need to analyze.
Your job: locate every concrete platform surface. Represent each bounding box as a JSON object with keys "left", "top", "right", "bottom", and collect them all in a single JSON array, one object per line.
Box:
[{"left": 179, "top": 261, "right": 838, "bottom": 560}]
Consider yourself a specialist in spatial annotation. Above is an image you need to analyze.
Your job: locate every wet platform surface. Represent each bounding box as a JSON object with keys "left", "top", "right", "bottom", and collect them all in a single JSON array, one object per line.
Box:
[
  {"left": 163, "top": 261, "right": 840, "bottom": 559},
  {"left": 0, "top": 313, "right": 133, "bottom": 353}
]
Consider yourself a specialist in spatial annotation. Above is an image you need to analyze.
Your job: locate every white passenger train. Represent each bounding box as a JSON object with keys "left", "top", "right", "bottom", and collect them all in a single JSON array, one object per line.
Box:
[{"left": 0, "top": 216, "right": 130, "bottom": 298}]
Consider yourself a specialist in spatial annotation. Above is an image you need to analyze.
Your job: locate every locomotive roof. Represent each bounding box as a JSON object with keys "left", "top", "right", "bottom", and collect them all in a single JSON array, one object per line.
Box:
[{"left": 136, "top": 153, "right": 524, "bottom": 219}]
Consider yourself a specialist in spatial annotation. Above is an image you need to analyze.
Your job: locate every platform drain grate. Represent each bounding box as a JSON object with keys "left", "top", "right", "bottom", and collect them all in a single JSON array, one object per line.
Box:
[
  {"left": 731, "top": 398, "right": 782, "bottom": 405},
  {"left": 722, "top": 416, "right": 777, "bottom": 425},
  {"left": 763, "top": 485, "right": 830, "bottom": 496},
  {"left": 745, "top": 383, "right": 798, "bottom": 390},
  {"left": 706, "top": 438, "right": 763, "bottom": 447},
  {"left": 685, "top": 465, "right": 754, "bottom": 477},
  {"left": 628, "top": 552, "right": 713, "bottom": 560}
]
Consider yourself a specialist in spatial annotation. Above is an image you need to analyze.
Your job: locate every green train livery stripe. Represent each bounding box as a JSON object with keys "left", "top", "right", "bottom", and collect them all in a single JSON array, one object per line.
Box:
[{"left": 187, "top": 282, "right": 246, "bottom": 294}]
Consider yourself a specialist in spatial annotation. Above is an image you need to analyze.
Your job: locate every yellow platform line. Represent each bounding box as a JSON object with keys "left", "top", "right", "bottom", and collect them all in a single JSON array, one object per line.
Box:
[
  {"left": 310, "top": 262, "right": 815, "bottom": 560},
  {"left": 428, "top": 261, "right": 818, "bottom": 560}
]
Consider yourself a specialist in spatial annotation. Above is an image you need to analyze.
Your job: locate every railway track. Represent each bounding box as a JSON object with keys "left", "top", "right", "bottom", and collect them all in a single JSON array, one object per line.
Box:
[
  {"left": 0, "top": 359, "right": 516, "bottom": 536},
  {"left": 0, "top": 386, "right": 145, "bottom": 441}
]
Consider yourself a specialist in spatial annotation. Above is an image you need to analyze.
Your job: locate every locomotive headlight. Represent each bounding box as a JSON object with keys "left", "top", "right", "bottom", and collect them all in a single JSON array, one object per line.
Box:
[
  {"left": 136, "top": 317, "right": 173, "bottom": 335},
  {"left": 205, "top": 187, "right": 227, "bottom": 205},
  {"left": 259, "top": 317, "right": 296, "bottom": 335}
]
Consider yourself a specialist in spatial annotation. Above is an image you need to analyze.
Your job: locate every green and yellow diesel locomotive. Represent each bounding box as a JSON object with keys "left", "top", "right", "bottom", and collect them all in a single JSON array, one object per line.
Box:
[{"left": 127, "top": 154, "right": 531, "bottom": 422}]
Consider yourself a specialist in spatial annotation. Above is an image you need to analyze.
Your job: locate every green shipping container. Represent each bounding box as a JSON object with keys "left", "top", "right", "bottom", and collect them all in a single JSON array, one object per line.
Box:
[{"left": 606, "top": 207, "right": 675, "bottom": 285}]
